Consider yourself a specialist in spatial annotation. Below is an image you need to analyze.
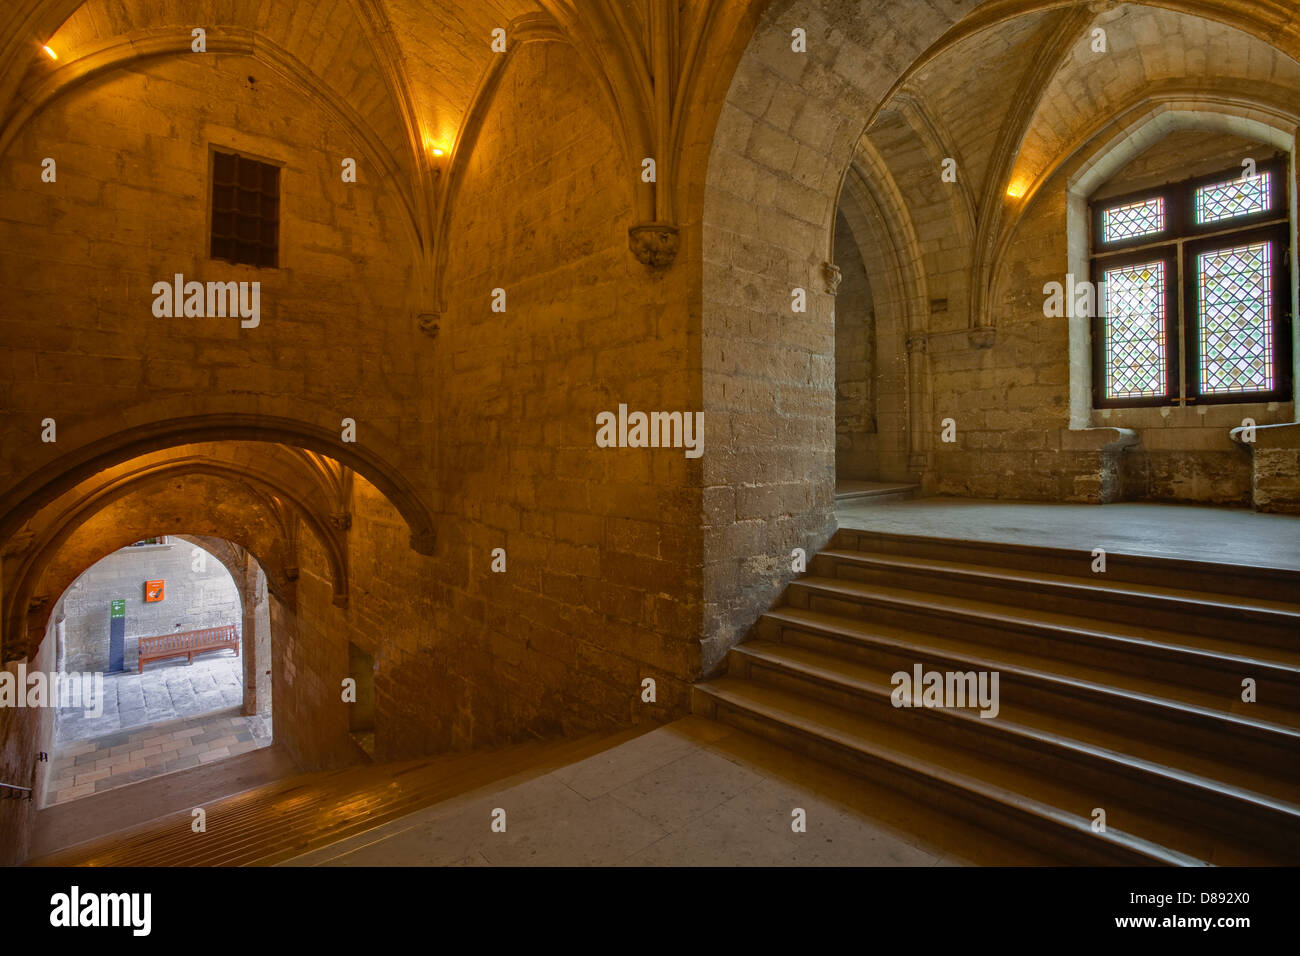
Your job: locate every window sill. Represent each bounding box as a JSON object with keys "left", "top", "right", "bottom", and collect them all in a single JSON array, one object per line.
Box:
[{"left": 1093, "top": 402, "right": 1293, "bottom": 429}]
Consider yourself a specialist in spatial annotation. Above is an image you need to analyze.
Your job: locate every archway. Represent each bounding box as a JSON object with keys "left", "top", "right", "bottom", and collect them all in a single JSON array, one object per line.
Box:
[
  {"left": 40, "top": 535, "right": 274, "bottom": 809},
  {"left": 699, "top": 0, "right": 1300, "bottom": 670}
]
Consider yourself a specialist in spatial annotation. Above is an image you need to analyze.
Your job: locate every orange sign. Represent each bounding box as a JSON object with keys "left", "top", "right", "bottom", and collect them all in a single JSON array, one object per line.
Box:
[{"left": 144, "top": 580, "right": 165, "bottom": 603}]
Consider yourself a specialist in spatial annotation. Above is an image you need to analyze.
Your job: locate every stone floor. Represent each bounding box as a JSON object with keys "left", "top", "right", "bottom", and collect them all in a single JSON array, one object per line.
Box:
[
  {"left": 43, "top": 706, "right": 272, "bottom": 807},
  {"left": 837, "top": 497, "right": 1300, "bottom": 570},
  {"left": 55, "top": 650, "right": 244, "bottom": 743},
  {"left": 286, "top": 717, "right": 1039, "bottom": 867}
]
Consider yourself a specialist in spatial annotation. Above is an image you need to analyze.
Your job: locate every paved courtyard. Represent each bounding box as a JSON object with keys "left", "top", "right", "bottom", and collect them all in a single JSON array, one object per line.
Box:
[
  {"left": 44, "top": 707, "right": 273, "bottom": 807},
  {"left": 56, "top": 650, "right": 244, "bottom": 743},
  {"left": 45, "top": 650, "right": 271, "bottom": 807}
]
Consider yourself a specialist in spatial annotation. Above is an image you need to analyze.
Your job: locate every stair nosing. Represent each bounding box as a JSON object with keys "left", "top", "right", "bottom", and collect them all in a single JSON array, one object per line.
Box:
[
  {"left": 732, "top": 640, "right": 1300, "bottom": 819},
  {"left": 763, "top": 604, "right": 1300, "bottom": 740},
  {"left": 697, "top": 678, "right": 1206, "bottom": 866},
  {"left": 834, "top": 528, "right": 1300, "bottom": 584},
  {"left": 816, "top": 549, "right": 1300, "bottom": 618},
  {"left": 788, "top": 575, "right": 1300, "bottom": 677}
]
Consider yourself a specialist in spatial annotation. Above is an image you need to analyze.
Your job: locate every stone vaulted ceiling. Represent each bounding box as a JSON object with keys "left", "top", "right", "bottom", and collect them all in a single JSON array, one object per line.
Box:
[
  {"left": 0, "top": 0, "right": 757, "bottom": 306},
  {"left": 850, "top": 1, "right": 1300, "bottom": 333}
]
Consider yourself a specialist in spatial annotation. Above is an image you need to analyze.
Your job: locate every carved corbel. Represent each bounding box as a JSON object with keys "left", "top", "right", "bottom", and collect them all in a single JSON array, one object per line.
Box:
[
  {"left": 628, "top": 223, "right": 680, "bottom": 268},
  {"left": 3, "top": 530, "right": 35, "bottom": 557},
  {"left": 823, "top": 262, "right": 842, "bottom": 295}
]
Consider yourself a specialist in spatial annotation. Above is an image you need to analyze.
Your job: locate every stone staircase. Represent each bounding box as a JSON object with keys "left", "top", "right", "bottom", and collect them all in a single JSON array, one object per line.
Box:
[{"left": 694, "top": 528, "right": 1300, "bottom": 865}]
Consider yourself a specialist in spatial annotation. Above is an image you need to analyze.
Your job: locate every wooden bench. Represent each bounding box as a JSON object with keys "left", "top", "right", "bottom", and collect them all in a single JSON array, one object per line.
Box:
[{"left": 137, "top": 625, "right": 239, "bottom": 673}]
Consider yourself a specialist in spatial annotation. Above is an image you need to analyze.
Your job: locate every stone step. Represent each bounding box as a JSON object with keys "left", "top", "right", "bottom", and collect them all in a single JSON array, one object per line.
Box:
[
  {"left": 26, "top": 732, "right": 620, "bottom": 866},
  {"left": 833, "top": 528, "right": 1300, "bottom": 603},
  {"left": 759, "top": 605, "right": 1300, "bottom": 771},
  {"left": 692, "top": 678, "right": 1216, "bottom": 865},
  {"left": 784, "top": 575, "right": 1300, "bottom": 707},
  {"left": 713, "top": 530, "right": 1300, "bottom": 864},
  {"left": 833, "top": 481, "right": 919, "bottom": 504},
  {"left": 812, "top": 548, "right": 1300, "bottom": 649},
  {"left": 727, "top": 640, "right": 1300, "bottom": 859}
]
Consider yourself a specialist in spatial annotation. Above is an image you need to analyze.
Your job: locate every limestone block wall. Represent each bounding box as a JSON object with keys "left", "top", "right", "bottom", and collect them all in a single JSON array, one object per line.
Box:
[
  {"left": 0, "top": 620, "right": 56, "bottom": 866},
  {"left": 1245, "top": 424, "right": 1300, "bottom": 513},
  {"left": 702, "top": 0, "right": 985, "bottom": 670},
  {"left": 1254, "top": 447, "right": 1300, "bottom": 513},
  {"left": 284, "top": 41, "right": 708, "bottom": 762},
  {"left": 59, "top": 542, "right": 239, "bottom": 673},
  {"left": 977, "top": 131, "right": 1294, "bottom": 506},
  {"left": 0, "top": 51, "right": 427, "bottom": 510},
  {"left": 431, "top": 40, "right": 702, "bottom": 740},
  {"left": 833, "top": 209, "right": 876, "bottom": 481},
  {"left": 269, "top": 581, "right": 353, "bottom": 770}
]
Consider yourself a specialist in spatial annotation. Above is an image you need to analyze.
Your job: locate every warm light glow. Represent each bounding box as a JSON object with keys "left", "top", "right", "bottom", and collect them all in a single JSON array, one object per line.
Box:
[
  {"left": 420, "top": 131, "right": 452, "bottom": 160},
  {"left": 42, "top": 44, "right": 57, "bottom": 60},
  {"left": 1006, "top": 181, "right": 1026, "bottom": 199}
]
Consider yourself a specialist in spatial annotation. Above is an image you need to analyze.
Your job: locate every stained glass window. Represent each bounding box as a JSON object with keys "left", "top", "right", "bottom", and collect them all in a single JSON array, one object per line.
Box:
[
  {"left": 1195, "top": 172, "right": 1271, "bottom": 225},
  {"left": 1101, "top": 196, "right": 1165, "bottom": 243},
  {"left": 1198, "top": 242, "right": 1274, "bottom": 394},
  {"left": 1089, "top": 157, "right": 1290, "bottom": 407},
  {"left": 1101, "top": 260, "right": 1167, "bottom": 398}
]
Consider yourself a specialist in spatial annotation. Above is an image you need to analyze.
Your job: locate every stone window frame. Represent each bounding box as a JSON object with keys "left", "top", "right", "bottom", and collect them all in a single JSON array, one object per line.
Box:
[
  {"left": 208, "top": 147, "right": 282, "bottom": 269},
  {"left": 1064, "top": 111, "right": 1299, "bottom": 431},
  {"left": 1087, "top": 157, "right": 1292, "bottom": 409}
]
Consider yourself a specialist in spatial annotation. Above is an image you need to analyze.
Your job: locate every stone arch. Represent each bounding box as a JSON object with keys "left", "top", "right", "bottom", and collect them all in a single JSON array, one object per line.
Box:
[
  {"left": 1054, "top": 105, "right": 1298, "bottom": 427},
  {"left": 3, "top": 464, "right": 328, "bottom": 660},
  {"left": 0, "top": 414, "right": 436, "bottom": 557},
  {"left": 700, "top": 0, "right": 986, "bottom": 669},
  {"left": 699, "top": 0, "right": 1300, "bottom": 668},
  {"left": 162, "top": 534, "right": 270, "bottom": 717},
  {"left": 0, "top": 26, "right": 425, "bottom": 263},
  {"left": 836, "top": 156, "right": 932, "bottom": 480}
]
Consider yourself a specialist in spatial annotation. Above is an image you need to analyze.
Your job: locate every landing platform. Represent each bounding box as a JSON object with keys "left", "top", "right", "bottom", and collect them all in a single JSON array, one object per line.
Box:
[
  {"left": 285, "top": 718, "right": 1046, "bottom": 866},
  {"left": 835, "top": 498, "right": 1300, "bottom": 571}
]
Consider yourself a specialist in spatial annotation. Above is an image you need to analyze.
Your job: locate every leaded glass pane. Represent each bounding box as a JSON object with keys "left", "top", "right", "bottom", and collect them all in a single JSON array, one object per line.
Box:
[
  {"left": 1101, "top": 197, "right": 1165, "bottom": 242},
  {"left": 1198, "top": 241, "right": 1274, "bottom": 394},
  {"left": 1101, "top": 260, "right": 1166, "bottom": 399},
  {"left": 1195, "top": 172, "right": 1271, "bottom": 225}
]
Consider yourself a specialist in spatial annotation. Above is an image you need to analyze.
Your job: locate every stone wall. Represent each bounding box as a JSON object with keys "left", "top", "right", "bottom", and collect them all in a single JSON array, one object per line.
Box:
[
  {"left": 58, "top": 542, "right": 239, "bottom": 673},
  {"left": 833, "top": 208, "right": 876, "bottom": 481},
  {"left": 276, "top": 41, "right": 707, "bottom": 763},
  {"left": 0, "top": 619, "right": 56, "bottom": 866},
  {"left": 0, "top": 50, "right": 428, "bottom": 514},
  {"left": 975, "top": 132, "right": 1292, "bottom": 506},
  {"left": 701, "top": 0, "right": 983, "bottom": 670},
  {"left": 430, "top": 40, "right": 702, "bottom": 739}
]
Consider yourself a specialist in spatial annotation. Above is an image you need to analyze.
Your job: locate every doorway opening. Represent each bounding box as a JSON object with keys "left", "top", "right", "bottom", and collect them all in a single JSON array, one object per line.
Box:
[{"left": 43, "top": 537, "right": 273, "bottom": 807}]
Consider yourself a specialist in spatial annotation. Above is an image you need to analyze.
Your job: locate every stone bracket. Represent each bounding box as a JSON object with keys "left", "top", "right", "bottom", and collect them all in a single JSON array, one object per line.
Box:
[
  {"left": 822, "top": 262, "right": 842, "bottom": 295},
  {"left": 629, "top": 223, "right": 680, "bottom": 268}
]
